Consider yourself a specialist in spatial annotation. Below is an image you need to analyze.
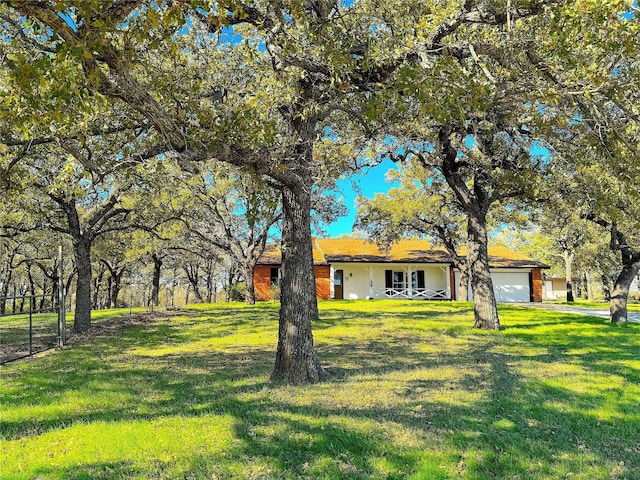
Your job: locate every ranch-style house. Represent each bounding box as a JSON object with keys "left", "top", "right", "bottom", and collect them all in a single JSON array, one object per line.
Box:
[{"left": 254, "top": 238, "right": 548, "bottom": 303}]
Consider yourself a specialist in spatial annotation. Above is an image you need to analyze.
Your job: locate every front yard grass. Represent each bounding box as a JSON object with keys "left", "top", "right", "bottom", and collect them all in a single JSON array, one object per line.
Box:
[
  {"left": 551, "top": 299, "right": 640, "bottom": 310},
  {"left": 1, "top": 300, "right": 639, "bottom": 479}
]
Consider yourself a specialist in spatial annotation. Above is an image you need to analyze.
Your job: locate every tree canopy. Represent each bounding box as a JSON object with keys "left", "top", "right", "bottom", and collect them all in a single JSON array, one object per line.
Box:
[{"left": 1, "top": 0, "right": 639, "bottom": 382}]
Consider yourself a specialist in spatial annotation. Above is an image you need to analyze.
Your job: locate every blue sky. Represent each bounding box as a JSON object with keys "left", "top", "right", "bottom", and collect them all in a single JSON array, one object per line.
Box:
[
  {"left": 324, "top": 158, "right": 399, "bottom": 236},
  {"left": 322, "top": 138, "right": 554, "bottom": 237}
]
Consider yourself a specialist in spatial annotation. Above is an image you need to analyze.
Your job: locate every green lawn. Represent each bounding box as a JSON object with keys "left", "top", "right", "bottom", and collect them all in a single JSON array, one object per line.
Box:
[
  {"left": 1, "top": 311, "right": 60, "bottom": 364},
  {"left": 549, "top": 299, "right": 640, "bottom": 311},
  {"left": 1, "top": 301, "right": 639, "bottom": 480}
]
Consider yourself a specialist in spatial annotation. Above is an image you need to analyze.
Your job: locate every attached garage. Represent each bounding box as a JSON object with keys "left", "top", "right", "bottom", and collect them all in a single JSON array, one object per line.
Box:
[
  {"left": 491, "top": 271, "right": 531, "bottom": 303},
  {"left": 455, "top": 269, "right": 536, "bottom": 303}
]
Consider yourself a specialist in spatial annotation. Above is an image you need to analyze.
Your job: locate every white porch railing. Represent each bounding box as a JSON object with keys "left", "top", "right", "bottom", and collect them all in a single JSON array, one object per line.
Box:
[{"left": 369, "top": 288, "right": 451, "bottom": 300}]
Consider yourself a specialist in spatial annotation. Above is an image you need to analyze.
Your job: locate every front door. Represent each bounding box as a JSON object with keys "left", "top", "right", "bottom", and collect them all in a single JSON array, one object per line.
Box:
[{"left": 334, "top": 269, "right": 344, "bottom": 299}]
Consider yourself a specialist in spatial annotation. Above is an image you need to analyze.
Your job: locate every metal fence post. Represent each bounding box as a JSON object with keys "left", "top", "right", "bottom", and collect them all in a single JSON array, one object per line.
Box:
[
  {"left": 29, "top": 295, "right": 33, "bottom": 355},
  {"left": 58, "top": 246, "right": 66, "bottom": 346},
  {"left": 57, "top": 291, "right": 62, "bottom": 348}
]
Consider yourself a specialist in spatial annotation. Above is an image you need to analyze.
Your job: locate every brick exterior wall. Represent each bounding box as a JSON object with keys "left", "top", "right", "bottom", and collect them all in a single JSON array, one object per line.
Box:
[
  {"left": 315, "top": 265, "right": 331, "bottom": 300},
  {"left": 531, "top": 268, "right": 543, "bottom": 302},
  {"left": 254, "top": 265, "right": 331, "bottom": 301},
  {"left": 254, "top": 265, "right": 274, "bottom": 301}
]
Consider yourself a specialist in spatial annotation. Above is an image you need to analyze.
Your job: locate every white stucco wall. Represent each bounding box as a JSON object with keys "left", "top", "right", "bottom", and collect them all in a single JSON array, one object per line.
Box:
[
  {"left": 329, "top": 264, "right": 377, "bottom": 300},
  {"left": 422, "top": 266, "right": 449, "bottom": 291}
]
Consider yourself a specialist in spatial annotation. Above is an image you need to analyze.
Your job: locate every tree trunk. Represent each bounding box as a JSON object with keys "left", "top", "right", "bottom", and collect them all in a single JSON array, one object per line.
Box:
[
  {"left": 184, "top": 264, "right": 204, "bottom": 303},
  {"left": 583, "top": 272, "right": 591, "bottom": 300},
  {"left": 65, "top": 271, "right": 76, "bottom": 311},
  {"left": 0, "top": 236, "right": 4, "bottom": 314},
  {"left": 50, "top": 271, "right": 59, "bottom": 310},
  {"left": 0, "top": 249, "right": 16, "bottom": 315},
  {"left": 601, "top": 273, "right": 611, "bottom": 301},
  {"left": 27, "top": 264, "right": 36, "bottom": 299},
  {"left": 93, "top": 264, "right": 105, "bottom": 309},
  {"left": 204, "top": 257, "right": 216, "bottom": 304},
  {"left": 563, "top": 251, "right": 575, "bottom": 302},
  {"left": 105, "top": 277, "right": 113, "bottom": 309},
  {"left": 224, "top": 269, "right": 236, "bottom": 302},
  {"left": 39, "top": 274, "right": 50, "bottom": 309},
  {"left": 271, "top": 183, "right": 326, "bottom": 383},
  {"left": 12, "top": 284, "right": 17, "bottom": 313},
  {"left": 0, "top": 277, "right": 9, "bottom": 314},
  {"left": 72, "top": 237, "right": 93, "bottom": 333},
  {"left": 467, "top": 214, "right": 500, "bottom": 330},
  {"left": 191, "top": 283, "right": 204, "bottom": 303},
  {"left": 171, "top": 268, "right": 177, "bottom": 307},
  {"left": 151, "top": 253, "right": 162, "bottom": 307},
  {"left": 19, "top": 284, "right": 27, "bottom": 312},
  {"left": 438, "top": 125, "right": 498, "bottom": 329},
  {"left": 610, "top": 262, "right": 640, "bottom": 323},
  {"left": 111, "top": 270, "right": 123, "bottom": 308},
  {"left": 244, "top": 263, "right": 256, "bottom": 305},
  {"left": 456, "top": 255, "right": 470, "bottom": 301}
]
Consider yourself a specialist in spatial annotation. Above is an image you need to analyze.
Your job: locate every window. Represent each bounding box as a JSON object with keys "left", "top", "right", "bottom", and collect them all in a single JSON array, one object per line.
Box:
[
  {"left": 393, "top": 271, "right": 405, "bottom": 290},
  {"left": 270, "top": 267, "right": 281, "bottom": 286},
  {"left": 412, "top": 270, "right": 425, "bottom": 290},
  {"left": 385, "top": 270, "right": 406, "bottom": 290},
  {"left": 386, "top": 269, "right": 425, "bottom": 291}
]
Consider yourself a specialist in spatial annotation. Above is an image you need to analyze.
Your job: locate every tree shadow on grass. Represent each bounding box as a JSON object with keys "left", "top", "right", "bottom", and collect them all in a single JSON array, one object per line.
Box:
[
  {"left": 30, "top": 461, "right": 141, "bottom": 480},
  {"left": 309, "top": 345, "right": 640, "bottom": 479},
  {"left": 3, "top": 303, "right": 640, "bottom": 479},
  {"left": 313, "top": 305, "right": 640, "bottom": 478}
]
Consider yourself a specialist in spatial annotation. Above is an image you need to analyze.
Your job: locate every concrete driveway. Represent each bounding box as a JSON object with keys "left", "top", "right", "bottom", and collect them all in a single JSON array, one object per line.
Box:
[{"left": 514, "top": 303, "right": 640, "bottom": 323}]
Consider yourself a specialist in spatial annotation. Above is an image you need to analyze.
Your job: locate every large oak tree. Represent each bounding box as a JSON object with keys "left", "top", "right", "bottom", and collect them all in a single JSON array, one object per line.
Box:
[{"left": 5, "top": 0, "right": 628, "bottom": 373}]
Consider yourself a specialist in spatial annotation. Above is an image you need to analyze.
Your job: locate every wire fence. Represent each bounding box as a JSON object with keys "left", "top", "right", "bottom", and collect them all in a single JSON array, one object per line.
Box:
[{"left": 0, "top": 293, "right": 66, "bottom": 364}]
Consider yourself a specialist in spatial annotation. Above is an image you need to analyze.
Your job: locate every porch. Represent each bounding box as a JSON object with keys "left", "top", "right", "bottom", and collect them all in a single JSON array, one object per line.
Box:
[
  {"left": 330, "top": 263, "right": 452, "bottom": 301},
  {"left": 368, "top": 286, "right": 451, "bottom": 300}
]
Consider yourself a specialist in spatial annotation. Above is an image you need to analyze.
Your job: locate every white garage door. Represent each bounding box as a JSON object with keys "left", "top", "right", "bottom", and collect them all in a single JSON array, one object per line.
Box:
[
  {"left": 492, "top": 272, "right": 530, "bottom": 302},
  {"left": 456, "top": 270, "right": 532, "bottom": 302}
]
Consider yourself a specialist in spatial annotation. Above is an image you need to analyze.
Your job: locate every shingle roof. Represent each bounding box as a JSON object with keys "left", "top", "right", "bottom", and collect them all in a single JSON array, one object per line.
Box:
[
  {"left": 256, "top": 241, "right": 330, "bottom": 265},
  {"left": 457, "top": 245, "right": 549, "bottom": 268},
  {"left": 258, "top": 238, "right": 548, "bottom": 268},
  {"left": 257, "top": 243, "right": 285, "bottom": 265},
  {"left": 316, "top": 238, "right": 452, "bottom": 263}
]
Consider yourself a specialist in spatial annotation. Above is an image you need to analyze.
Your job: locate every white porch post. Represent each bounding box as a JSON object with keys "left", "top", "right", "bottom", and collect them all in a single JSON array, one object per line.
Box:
[
  {"left": 406, "top": 266, "right": 413, "bottom": 299},
  {"left": 445, "top": 265, "right": 451, "bottom": 300},
  {"left": 368, "top": 266, "right": 374, "bottom": 299},
  {"left": 330, "top": 266, "right": 335, "bottom": 299}
]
